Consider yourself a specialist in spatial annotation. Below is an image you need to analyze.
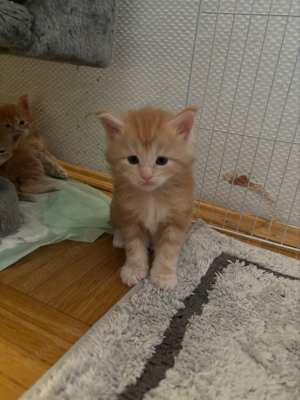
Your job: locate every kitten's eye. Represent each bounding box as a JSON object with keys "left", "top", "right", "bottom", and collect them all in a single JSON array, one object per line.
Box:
[
  {"left": 128, "top": 156, "right": 139, "bottom": 164},
  {"left": 6, "top": 124, "right": 11, "bottom": 128},
  {"left": 156, "top": 157, "right": 168, "bottom": 165},
  {"left": 0, "top": 150, "right": 6, "bottom": 154},
  {"left": 19, "top": 121, "right": 25, "bottom": 126}
]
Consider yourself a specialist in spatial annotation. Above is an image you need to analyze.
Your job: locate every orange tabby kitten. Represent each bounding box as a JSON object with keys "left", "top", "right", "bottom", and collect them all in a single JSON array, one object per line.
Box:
[
  {"left": 0, "top": 95, "right": 68, "bottom": 179},
  {"left": 95, "top": 106, "right": 197, "bottom": 290},
  {"left": 0, "top": 129, "right": 64, "bottom": 194}
]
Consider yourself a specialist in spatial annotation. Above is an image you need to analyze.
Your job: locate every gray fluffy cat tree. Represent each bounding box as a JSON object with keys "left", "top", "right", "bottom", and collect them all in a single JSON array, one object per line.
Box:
[
  {"left": 0, "top": 0, "right": 117, "bottom": 67},
  {"left": 0, "top": 177, "right": 20, "bottom": 238}
]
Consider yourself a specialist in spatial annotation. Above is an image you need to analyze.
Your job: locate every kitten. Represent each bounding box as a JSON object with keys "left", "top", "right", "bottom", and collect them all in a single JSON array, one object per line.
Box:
[
  {"left": 0, "top": 130, "right": 64, "bottom": 194},
  {"left": 95, "top": 106, "right": 197, "bottom": 290},
  {"left": 0, "top": 95, "right": 68, "bottom": 179}
]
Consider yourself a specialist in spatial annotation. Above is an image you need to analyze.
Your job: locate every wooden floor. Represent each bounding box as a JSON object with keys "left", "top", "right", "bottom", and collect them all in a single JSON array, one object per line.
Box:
[
  {"left": 1, "top": 165, "right": 299, "bottom": 400},
  {"left": 0, "top": 233, "right": 130, "bottom": 400}
]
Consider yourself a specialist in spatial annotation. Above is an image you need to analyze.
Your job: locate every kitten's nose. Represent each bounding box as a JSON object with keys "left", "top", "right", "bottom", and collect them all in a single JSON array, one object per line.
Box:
[{"left": 140, "top": 167, "right": 153, "bottom": 182}]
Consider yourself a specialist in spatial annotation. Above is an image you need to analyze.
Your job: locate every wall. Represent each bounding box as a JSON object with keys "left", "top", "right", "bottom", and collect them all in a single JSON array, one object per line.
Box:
[{"left": 0, "top": 0, "right": 299, "bottom": 228}]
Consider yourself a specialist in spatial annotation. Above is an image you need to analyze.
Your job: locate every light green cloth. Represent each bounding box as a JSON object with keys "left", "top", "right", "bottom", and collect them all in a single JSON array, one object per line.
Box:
[{"left": 0, "top": 179, "right": 113, "bottom": 271}]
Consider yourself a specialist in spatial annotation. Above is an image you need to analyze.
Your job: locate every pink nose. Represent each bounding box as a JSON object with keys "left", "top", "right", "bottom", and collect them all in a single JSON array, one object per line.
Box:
[
  {"left": 140, "top": 167, "right": 153, "bottom": 182},
  {"left": 141, "top": 173, "right": 153, "bottom": 182}
]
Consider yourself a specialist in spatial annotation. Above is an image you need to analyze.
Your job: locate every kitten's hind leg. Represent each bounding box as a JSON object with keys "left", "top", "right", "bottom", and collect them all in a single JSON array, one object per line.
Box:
[
  {"left": 150, "top": 225, "right": 187, "bottom": 290},
  {"left": 113, "top": 229, "right": 125, "bottom": 249},
  {"left": 19, "top": 177, "right": 65, "bottom": 194},
  {"left": 39, "top": 152, "right": 68, "bottom": 179},
  {"left": 17, "top": 192, "right": 37, "bottom": 202},
  {"left": 120, "top": 224, "right": 149, "bottom": 287}
]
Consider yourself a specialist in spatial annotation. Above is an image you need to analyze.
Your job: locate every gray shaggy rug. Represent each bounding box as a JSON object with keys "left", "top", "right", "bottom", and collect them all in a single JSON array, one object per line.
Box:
[{"left": 21, "top": 220, "right": 300, "bottom": 400}]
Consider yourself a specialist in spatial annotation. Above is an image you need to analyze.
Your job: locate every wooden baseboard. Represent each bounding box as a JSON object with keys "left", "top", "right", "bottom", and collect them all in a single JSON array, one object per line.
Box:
[
  {"left": 60, "top": 161, "right": 113, "bottom": 192},
  {"left": 60, "top": 161, "right": 299, "bottom": 259}
]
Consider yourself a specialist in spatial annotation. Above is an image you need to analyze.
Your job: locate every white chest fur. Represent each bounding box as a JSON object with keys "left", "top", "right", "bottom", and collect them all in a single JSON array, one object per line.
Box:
[{"left": 140, "top": 195, "right": 168, "bottom": 235}]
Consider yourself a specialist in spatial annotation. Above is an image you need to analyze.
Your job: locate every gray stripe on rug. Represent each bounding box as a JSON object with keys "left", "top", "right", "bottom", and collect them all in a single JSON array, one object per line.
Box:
[{"left": 119, "top": 253, "right": 300, "bottom": 400}]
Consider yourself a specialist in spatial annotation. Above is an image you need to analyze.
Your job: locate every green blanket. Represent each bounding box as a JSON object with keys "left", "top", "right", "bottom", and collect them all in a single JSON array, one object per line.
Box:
[{"left": 0, "top": 179, "right": 113, "bottom": 271}]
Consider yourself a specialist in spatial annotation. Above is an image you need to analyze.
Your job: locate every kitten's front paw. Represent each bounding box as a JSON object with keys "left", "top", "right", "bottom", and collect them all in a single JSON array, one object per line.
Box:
[
  {"left": 52, "top": 166, "right": 68, "bottom": 179},
  {"left": 120, "top": 263, "right": 148, "bottom": 287},
  {"left": 150, "top": 271, "right": 178, "bottom": 291},
  {"left": 51, "top": 181, "right": 65, "bottom": 191}
]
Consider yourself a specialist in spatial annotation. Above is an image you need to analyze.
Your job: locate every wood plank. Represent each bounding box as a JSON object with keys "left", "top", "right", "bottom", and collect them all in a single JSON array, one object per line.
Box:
[
  {"left": 0, "top": 336, "right": 50, "bottom": 390},
  {"left": 0, "top": 239, "right": 81, "bottom": 286},
  {"left": 0, "top": 373, "right": 25, "bottom": 400},
  {"left": 196, "top": 201, "right": 299, "bottom": 248},
  {"left": 71, "top": 270, "right": 130, "bottom": 325},
  {"left": 0, "top": 307, "right": 72, "bottom": 364},
  {"left": 0, "top": 283, "right": 90, "bottom": 342},
  {"left": 28, "top": 235, "right": 115, "bottom": 303},
  {"left": 49, "top": 244, "right": 126, "bottom": 314},
  {"left": 59, "top": 161, "right": 113, "bottom": 192},
  {"left": 9, "top": 234, "right": 111, "bottom": 295},
  {"left": 0, "top": 374, "right": 24, "bottom": 400}
]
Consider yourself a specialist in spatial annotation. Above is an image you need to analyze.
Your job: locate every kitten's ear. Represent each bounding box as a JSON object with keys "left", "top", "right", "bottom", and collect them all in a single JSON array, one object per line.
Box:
[
  {"left": 94, "top": 110, "right": 123, "bottom": 142},
  {"left": 169, "top": 107, "right": 198, "bottom": 144},
  {"left": 17, "top": 94, "right": 30, "bottom": 113}
]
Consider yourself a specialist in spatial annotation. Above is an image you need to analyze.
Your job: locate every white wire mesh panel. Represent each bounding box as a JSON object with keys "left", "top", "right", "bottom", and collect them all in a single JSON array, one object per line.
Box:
[
  {"left": 201, "top": 0, "right": 300, "bottom": 15},
  {"left": 187, "top": 0, "right": 300, "bottom": 229}
]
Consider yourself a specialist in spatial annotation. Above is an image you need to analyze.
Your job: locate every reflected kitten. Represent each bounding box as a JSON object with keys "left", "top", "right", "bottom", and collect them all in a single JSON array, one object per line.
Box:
[
  {"left": 0, "top": 130, "right": 64, "bottom": 194},
  {"left": 95, "top": 106, "right": 197, "bottom": 290},
  {"left": 0, "top": 95, "right": 68, "bottom": 179}
]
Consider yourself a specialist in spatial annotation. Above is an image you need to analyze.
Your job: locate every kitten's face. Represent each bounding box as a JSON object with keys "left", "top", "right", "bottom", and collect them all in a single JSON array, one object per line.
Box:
[
  {"left": 0, "top": 131, "right": 22, "bottom": 166},
  {"left": 0, "top": 95, "right": 34, "bottom": 139},
  {"left": 96, "top": 107, "right": 197, "bottom": 192}
]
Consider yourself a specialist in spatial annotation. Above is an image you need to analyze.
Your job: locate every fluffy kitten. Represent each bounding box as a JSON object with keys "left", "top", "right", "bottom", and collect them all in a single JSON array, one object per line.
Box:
[
  {"left": 0, "top": 130, "right": 64, "bottom": 194},
  {"left": 95, "top": 106, "right": 197, "bottom": 290},
  {"left": 0, "top": 95, "right": 68, "bottom": 179}
]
